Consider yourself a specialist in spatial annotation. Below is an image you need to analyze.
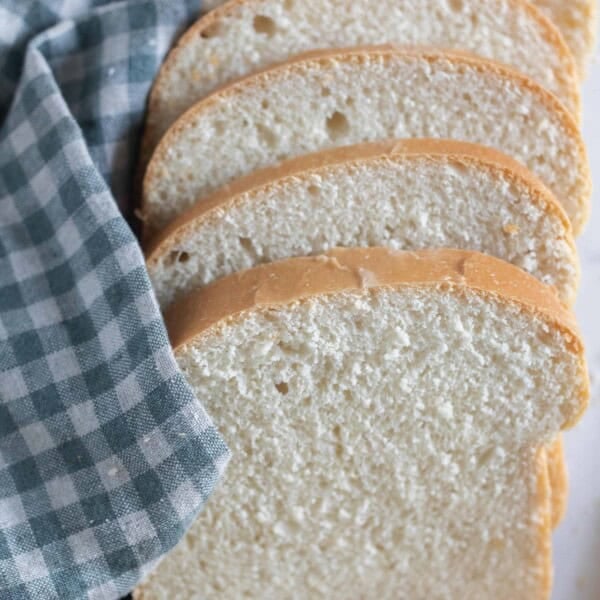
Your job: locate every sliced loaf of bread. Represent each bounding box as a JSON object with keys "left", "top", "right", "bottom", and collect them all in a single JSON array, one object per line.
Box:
[
  {"left": 200, "top": 0, "right": 597, "bottom": 78},
  {"left": 145, "top": 139, "right": 578, "bottom": 308},
  {"left": 135, "top": 248, "right": 588, "bottom": 599},
  {"left": 142, "top": 47, "right": 590, "bottom": 236},
  {"left": 142, "top": 0, "right": 579, "bottom": 157},
  {"left": 146, "top": 138, "right": 571, "bottom": 527}
]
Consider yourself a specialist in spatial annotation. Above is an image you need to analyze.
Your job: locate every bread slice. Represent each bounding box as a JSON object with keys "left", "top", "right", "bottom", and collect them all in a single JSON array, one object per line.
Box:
[
  {"left": 531, "top": 0, "right": 597, "bottom": 78},
  {"left": 142, "top": 0, "right": 579, "bottom": 159},
  {"left": 145, "top": 139, "right": 578, "bottom": 309},
  {"left": 136, "top": 248, "right": 588, "bottom": 599},
  {"left": 142, "top": 47, "right": 590, "bottom": 236},
  {"left": 197, "top": 0, "right": 597, "bottom": 79}
]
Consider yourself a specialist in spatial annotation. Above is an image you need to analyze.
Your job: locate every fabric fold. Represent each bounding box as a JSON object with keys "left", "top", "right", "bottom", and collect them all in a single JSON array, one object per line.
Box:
[{"left": 0, "top": 2, "right": 229, "bottom": 599}]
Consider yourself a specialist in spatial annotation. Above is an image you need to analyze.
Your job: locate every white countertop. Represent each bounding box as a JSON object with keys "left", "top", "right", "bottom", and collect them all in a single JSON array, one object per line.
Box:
[{"left": 553, "top": 55, "right": 600, "bottom": 599}]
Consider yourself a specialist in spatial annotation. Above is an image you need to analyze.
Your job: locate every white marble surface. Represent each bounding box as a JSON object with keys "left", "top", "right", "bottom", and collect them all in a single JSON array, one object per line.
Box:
[{"left": 553, "top": 55, "right": 600, "bottom": 599}]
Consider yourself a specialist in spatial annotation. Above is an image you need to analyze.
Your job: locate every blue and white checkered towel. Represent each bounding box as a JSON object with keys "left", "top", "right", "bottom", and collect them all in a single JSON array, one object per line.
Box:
[{"left": 0, "top": 2, "right": 229, "bottom": 598}]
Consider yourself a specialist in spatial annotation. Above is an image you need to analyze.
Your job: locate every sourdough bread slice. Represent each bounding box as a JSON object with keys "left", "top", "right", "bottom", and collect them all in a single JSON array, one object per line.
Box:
[
  {"left": 136, "top": 248, "right": 588, "bottom": 600},
  {"left": 145, "top": 139, "right": 578, "bottom": 309},
  {"left": 142, "top": 47, "right": 591, "bottom": 236},
  {"left": 532, "top": 0, "right": 597, "bottom": 78},
  {"left": 142, "top": 0, "right": 579, "bottom": 159}
]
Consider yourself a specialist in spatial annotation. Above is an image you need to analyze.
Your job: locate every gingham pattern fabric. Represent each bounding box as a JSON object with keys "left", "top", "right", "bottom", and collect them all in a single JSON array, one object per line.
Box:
[{"left": 0, "top": 2, "right": 230, "bottom": 599}]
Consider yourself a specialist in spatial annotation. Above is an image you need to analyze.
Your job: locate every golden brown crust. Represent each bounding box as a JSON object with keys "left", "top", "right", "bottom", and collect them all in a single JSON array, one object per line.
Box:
[
  {"left": 143, "top": 46, "right": 590, "bottom": 235},
  {"left": 547, "top": 435, "right": 569, "bottom": 528},
  {"left": 165, "top": 248, "right": 588, "bottom": 428},
  {"left": 143, "top": 0, "right": 579, "bottom": 154},
  {"left": 166, "top": 248, "right": 580, "bottom": 348},
  {"left": 144, "top": 138, "right": 574, "bottom": 268},
  {"left": 534, "top": 447, "right": 554, "bottom": 600}
]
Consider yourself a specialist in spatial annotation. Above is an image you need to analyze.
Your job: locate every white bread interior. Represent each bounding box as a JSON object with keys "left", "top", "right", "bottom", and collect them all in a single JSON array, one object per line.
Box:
[
  {"left": 145, "top": 139, "right": 578, "bottom": 309},
  {"left": 199, "top": 0, "right": 597, "bottom": 77},
  {"left": 142, "top": 47, "right": 590, "bottom": 236},
  {"left": 135, "top": 248, "right": 588, "bottom": 600},
  {"left": 143, "top": 0, "right": 580, "bottom": 157}
]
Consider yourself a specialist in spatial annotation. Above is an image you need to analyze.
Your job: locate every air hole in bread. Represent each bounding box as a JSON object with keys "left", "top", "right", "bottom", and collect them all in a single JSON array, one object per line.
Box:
[
  {"left": 392, "top": 527, "right": 405, "bottom": 544},
  {"left": 276, "top": 339, "right": 295, "bottom": 355},
  {"left": 321, "top": 87, "right": 331, "bottom": 97},
  {"left": 326, "top": 111, "right": 350, "bottom": 141},
  {"left": 448, "top": 0, "right": 464, "bottom": 11},
  {"left": 177, "top": 251, "right": 190, "bottom": 264},
  {"left": 200, "top": 21, "right": 221, "bottom": 39},
  {"left": 261, "top": 99, "right": 270, "bottom": 110},
  {"left": 256, "top": 123, "right": 277, "bottom": 148},
  {"left": 253, "top": 15, "right": 277, "bottom": 37},
  {"left": 214, "top": 120, "right": 225, "bottom": 135},
  {"left": 332, "top": 425, "right": 344, "bottom": 458},
  {"left": 275, "top": 381, "right": 289, "bottom": 395},
  {"left": 477, "top": 447, "right": 495, "bottom": 468},
  {"left": 307, "top": 185, "right": 320, "bottom": 197},
  {"left": 239, "top": 237, "right": 259, "bottom": 259},
  {"left": 302, "top": 396, "right": 312, "bottom": 407},
  {"left": 239, "top": 237, "right": 253, "bottom": 251}
]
